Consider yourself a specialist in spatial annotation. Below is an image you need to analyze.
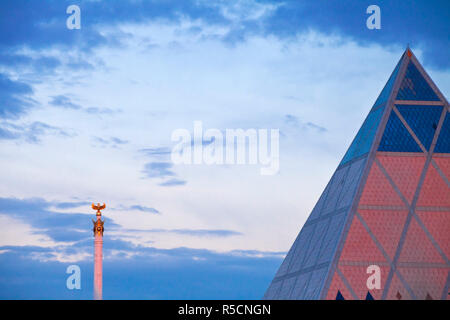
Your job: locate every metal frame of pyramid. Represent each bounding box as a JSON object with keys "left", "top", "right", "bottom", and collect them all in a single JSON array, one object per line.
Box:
[{"left": 264, "top": 48, "right": 450, "bottom": 300}]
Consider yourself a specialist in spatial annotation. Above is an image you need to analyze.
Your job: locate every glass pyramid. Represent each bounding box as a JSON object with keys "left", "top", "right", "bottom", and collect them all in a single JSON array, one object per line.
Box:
[{"left": 264, "top": 49, "right": 449, "bottom": 300}]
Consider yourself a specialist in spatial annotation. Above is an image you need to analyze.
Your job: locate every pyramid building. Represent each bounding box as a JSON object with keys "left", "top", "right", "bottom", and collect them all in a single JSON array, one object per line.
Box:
[{"left": 264, "top": 49, "right": 450, "bottom": 300}]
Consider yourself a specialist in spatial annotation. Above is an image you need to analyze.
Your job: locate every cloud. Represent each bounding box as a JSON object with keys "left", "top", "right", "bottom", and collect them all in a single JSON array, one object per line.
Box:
[
  {"left": 0, "top": 73, "right": 35, "bottom": 119},
  {"left": 0, "top": 0, "right": 223, "bottom": 54},
  {"left": 0, "top": 196, "right": 281, "bottom": 299},
  {"left": 169, "top": 229, "right": 241, "bottom": 237},
  {"left": 49, "top": 95, "right": 81, "bottom": 110},
  {"left": 52, "top": 201, "right": 91, "bottom": 209},
  {"left": 92, "top": 136, "right": 129, "bottom": 148},
  {"left": 142, "top": 162, "right": 175, "bottom": 179},
  {"left": 85, "top": 107, "right": 119, "bottom": 115},
  {"left": 0, "top": 125, "right": 19, "bottom": 140},
  {"left": 112, "top": 204, "right": 160, "bottom": 214},
  {"left": 0, "top": 53, "right": 61, "bottom": 73},
  {"left": 49, "top": 95, "right": 120, "bottom": 117},
  {"left": 0, "top": 121, "right": 74, "bottom": 143},
  {"left": 159, "top": 178, "right": 187, "bottom": 187},
  {"left": 119, "top": 228, "right": 242, "bottom": 237},
  {"left": 284, "top": 114, "right": 327, "bottom": 133},
  {"left": 0, "top": 197, "right": 119, "bottom": 243},
  {"left": 139, "top": 147, "right": 172, "bottom": 160},
  {"left": 140, "top": 149, "right": 188, "bottom": 186},
  {"left": 261, "top": 0, "right": 449, "bottom": 69},
  {"left": 141, "top": 161, "right": 187, "bottom": 187},
  {"left": 0, "top": 1, "right": 448, "bottom": 69},
  {"left": 0, "top": 244, "right": 282, "bottom": 299},
  {"left": 110, "top": 137, "right": 128, "bottom": 145}
]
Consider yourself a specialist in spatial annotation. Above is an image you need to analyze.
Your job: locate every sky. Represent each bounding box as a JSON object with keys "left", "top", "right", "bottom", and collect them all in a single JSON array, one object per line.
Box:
[{"left": 0, "top": 0, "right": 449, "bottom": 299}]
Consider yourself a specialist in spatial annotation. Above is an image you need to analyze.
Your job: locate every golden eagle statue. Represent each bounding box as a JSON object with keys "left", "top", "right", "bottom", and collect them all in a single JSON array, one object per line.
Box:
[{"left": 92, "top": 203, "right": 106, "bottom": 216}]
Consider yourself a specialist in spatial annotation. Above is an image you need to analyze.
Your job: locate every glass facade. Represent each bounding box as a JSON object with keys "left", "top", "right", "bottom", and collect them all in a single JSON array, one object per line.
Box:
[
  {"left": 396, "top": 104, "right": 443, "bottom": 151},
  {"left": 378, "top": 111, "right": 422, "bottom": 152},
  {"left": 396, "top": 61, "right": 440, "bottom": 101},
  {"left": 341, "top": 107, "right": 384, "bottom": 165},
  {"left": 264, "top": 50, "right": 448, "bottom": 300},
  {"left": 434, "top": 111, "right": 450, "bottom": 153}
]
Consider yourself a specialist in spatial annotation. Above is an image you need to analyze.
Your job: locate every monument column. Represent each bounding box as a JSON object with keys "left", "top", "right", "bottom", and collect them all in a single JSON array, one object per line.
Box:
[{"left": 92, "top": 203, "right": 105, "bottom": 300}]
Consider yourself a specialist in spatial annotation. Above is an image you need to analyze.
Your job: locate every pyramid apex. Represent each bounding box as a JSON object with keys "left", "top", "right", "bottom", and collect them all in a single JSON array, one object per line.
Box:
[{"left": 405, "top": 47, "right": 412, "bottom": 58}]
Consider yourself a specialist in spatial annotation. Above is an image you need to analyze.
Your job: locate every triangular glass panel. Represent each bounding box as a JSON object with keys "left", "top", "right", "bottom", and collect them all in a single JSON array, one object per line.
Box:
[
  {"left": 434, "top": 111, "right": 450, "bottom": 153},
  {"left": 396, "top": 105, "right": 443, "bottom": 150},
  {"left": 336, "top": 290, "right": 345, "bottom": 300},
  {"left": 396, "top": 61, "right": 440, "bottom": 101},
  {"left": 372, "top": 56, "right": 402, "bottom": 109},
  {"left": 341, "top": 107, "right": 384, "bottom": 165},
  {"left": 378, "top": 110, "right": 422, "bottom": 152},
  {"left": 365, "top": 292, "right": 375, "bottom": 300}
]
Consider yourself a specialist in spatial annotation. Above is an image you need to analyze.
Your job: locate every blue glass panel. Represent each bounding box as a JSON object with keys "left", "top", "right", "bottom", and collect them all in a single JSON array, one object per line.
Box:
[
  {"left": 396, "top": 105, "right": 443, "bottom": 151},
  {"left": 366, "top": 292, "right": 375, "bottom": 300},
  {"left": 336, "top": 157, "right": 366, "bottom": 210},
  {"left": 434, "top": 111, "right": 450, "bottom": 153},
  {"left": 286, "top": 225, "right": 315, "bottom": 273},
  {"left": 277, "top": 277, "right": 296, "bottom": 299},
  {"left": 307, "top": 180, "right": 331, "bottom": 221},
  {"left": 321, "top": 166, "right": 348, "bottom": 215},
  {"left": 317, "top": 213, "right": 346, "bottom": 265},
  {"left": 303, "top": 267, "right": 328, "bottom": 299},
  {"left": 290, "top": 273, "right": 310, "bottom": 299},
  {"left": 300, "top": 220, "right": 329, "bottom": 270},
  {"left": 396, "top": 62, "right": 440, "bottom": 101},
  {"left": 341, "top": 107, "right": 384, "bottom": 165},
  {"left": 378, "top": 110, "right": 422, "bottom": 152},
  {"left": 274, "top": 235, "right": 299, "bottom": 278},
  {"left": 263, "top": 280, "right": 282, "bottom": 299},
  {"left": 372, "top": 57, "right": 402, "bottom": 108},
  {"left": 336, "top": 290, "right": 345, "bottom": 300}
]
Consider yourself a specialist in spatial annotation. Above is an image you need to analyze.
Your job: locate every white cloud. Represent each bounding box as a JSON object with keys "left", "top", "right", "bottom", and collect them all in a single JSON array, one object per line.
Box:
[
  {"left": 0, "top": 215, "right": 55, "bottom": 247},
  {"left": 1, "top": 16, "right": 448, "bottom": 259}
]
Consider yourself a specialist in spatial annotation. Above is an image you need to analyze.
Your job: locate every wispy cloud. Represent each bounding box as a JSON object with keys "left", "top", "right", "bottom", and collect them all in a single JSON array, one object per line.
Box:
[
  {"left": 110, "top": 137, "right": 128, "bottom": 145},
  {"left": 0, "top": 1, "right": 448, "bottom": 69},
  {"left": 284, "top": 114, "right": 327, "bottom": 133},
  {"left": 139, "top": 147, "right": 172, "bottom": 160},
  {"left": 0, "top": 73, "right": 35, "bottom": 119},
  {"left": 0, "top": 121, "right": 74, "bottom": 143},
  {"left": 119, "top": 228, "right": 242, "bottom": 237},
  {"left": 0, "top": 243, "right": 282, "bottom": 299},
  {"left": 142, "top": 162, "right": 174, "bottom": 179},
  {"left": 112, "top": 204, "right": 160, "bottom": 214},
  {"left": 52, "top": 201, "right": 91, "bottom": 210},
  {"left": 85, "top": 107, "right": 120, "bottom": 115},
  {"left": 0, "top": 197, "right": 119, "bottom": 243},
  {"left": 141, "top": 161, "right": 188, "bottom": 187},
  {"left": 159, "top": 178, "right": 187, "bottom": 187},
  {"left": 139, "top": 146, "right": 188, "bottom": 186},
  {"left": 50, "top": 95, "right": 120, "bottom": 116},
  {"left": 49, "top": 95, "right": 82, "bottom": 110},
  {"left": 92, "top": 136, "right": 129, "bottom": 148}
]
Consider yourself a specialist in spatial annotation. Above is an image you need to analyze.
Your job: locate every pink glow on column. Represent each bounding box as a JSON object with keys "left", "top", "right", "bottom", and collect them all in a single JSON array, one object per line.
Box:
[
  {"left": 94, "top": 215, "right": 103, "bottom": 300},
  {"left": 92, "top": 203, "right": 105, "bottom": 300},
  {"left": 93, "top": 214, "right": 103, "bottom": 300}
]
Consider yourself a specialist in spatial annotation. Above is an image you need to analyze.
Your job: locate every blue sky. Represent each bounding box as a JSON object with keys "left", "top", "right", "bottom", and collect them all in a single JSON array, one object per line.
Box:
[{"left": 0, "top": 0, "right": 448, "bottom": 299}]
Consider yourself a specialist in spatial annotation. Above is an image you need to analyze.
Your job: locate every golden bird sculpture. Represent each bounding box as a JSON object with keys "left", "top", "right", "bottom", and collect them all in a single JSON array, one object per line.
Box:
[{"left": 92, "top": 203, "right": 106, "bottom": 216}]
